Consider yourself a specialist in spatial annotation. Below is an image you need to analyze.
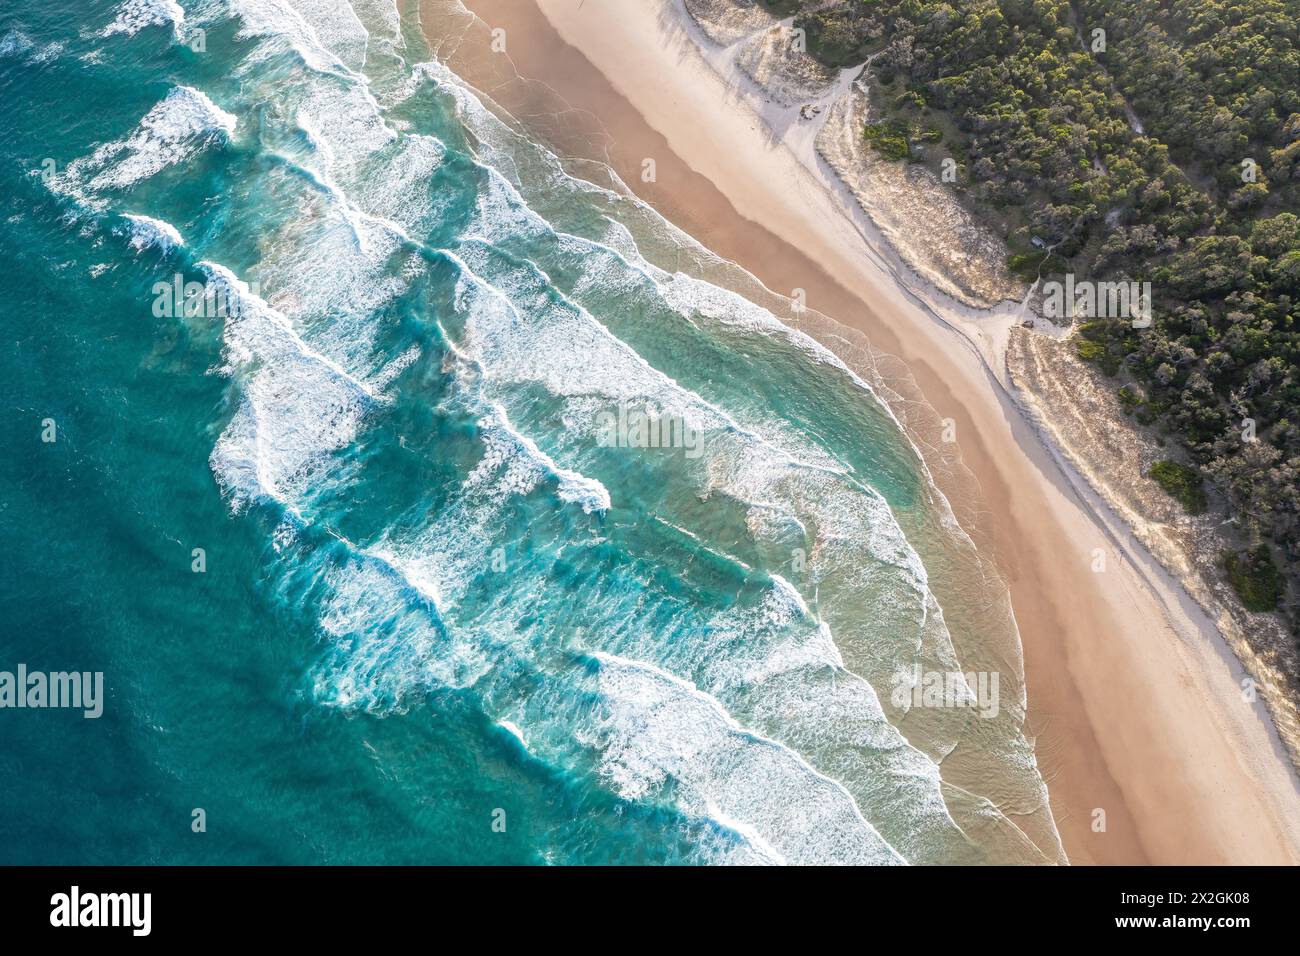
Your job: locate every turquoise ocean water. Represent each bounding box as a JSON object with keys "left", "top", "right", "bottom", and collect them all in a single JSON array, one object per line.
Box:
[{"left": 0, "top": 0, "right": 1063, "bottom": 864}]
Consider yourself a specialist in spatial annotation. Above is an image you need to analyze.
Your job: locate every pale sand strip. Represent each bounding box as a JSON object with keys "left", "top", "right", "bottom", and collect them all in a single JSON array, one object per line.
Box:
[{"left": 430, "top": 0, "right": 1300, "bottom": 864}]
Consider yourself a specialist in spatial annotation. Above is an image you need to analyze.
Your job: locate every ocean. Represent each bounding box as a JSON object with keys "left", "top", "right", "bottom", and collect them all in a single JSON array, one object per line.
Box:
[{"left": 0, "top": 0, "right": 1063, "bottom": 864}]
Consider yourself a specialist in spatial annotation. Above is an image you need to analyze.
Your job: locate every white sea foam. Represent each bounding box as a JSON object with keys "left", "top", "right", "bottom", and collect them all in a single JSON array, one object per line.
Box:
[
  {"left": 3, "top": 30, "right": 64, "bottom": 65},
  {"left": 200, "top": 261, "right": 381, "bottom": 510},
  {"left": 698, "top": 808, "right": 787, "bottom": 865},
  {"left": 102, "top": 0, "right": 184, "bottom": 38},
  {"left": 228, "top": 0, "right": 397, "bottom": 174},
  {"left": 498, "top": 720, "right": 527, "bottom": 748},
  {"left": 51, "top": 87, "right": 236, "bottom": 209},
  {"left": 311, "top": 544, "right": 492, "bottom": 711},
  {"left": 246, "top": 187, "right": 411, "bottom": 356},
  {"left": 370, "top": 343, "right": 421, "bottom": 392},
  {"left": 591, "top": 652, "right": 906, "bottom": 865},
  {"left": 122, "top": 213, "right": 182, "bottom": 252},
  {"left": 0, "top": 30, "right": 33, "bottom": 58},
  {"left": 349, "top": 0, "right": 404, "bottom": 52},
  {"left": 466, "top": 403, "right": 611, "bottom": 515},
  {"left": 229, "top": 0, "right": 354, "bottom": 76},
  {"left": 445, "top": 228, "right": 932, "bottom": 610},
  {"left": 221, "top": 6, "right": 398, "bottom": 218},
  {"left": 449, "top": 231, "right": 839, "bottom": 484},
  {"left": 277, "top": 0, "right": 371, "bottom": 73},
  {"left": 345, "top": 134, "right": 449, "bottom": 234},
  {"left": 316, "top": 417, "right": 925, "bottom": 863},
  {"left": 30, "top": 42, "right": 64, "bottom": 64}
]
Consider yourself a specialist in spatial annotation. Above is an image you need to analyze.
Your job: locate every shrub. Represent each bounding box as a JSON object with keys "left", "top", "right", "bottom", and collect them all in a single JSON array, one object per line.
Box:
[
  {"left": 862, "top": 120, "right": 910, "bottom": 161},
  {"left": 1117, "top": 385, "right": 1141, "bottom": 415},
  {"left": 1224, "top": 548, "right": 1282, "bottom": 612},
  {"left": 1149, "top": 459, "right": 1207, "bottom": 515},
  {"left": 1076, "top": 338, "right": 1106, "bottom": 362}
]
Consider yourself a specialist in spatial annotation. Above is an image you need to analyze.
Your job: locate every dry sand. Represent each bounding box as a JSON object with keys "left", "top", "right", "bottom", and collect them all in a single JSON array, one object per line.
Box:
[{"left": 423, "top": 0, "right": 1300, "bottom": 864}]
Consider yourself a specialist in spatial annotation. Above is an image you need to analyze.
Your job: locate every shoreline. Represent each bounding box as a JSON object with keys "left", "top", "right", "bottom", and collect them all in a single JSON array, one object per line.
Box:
[{"left": 424, "top": 0, "right": 1300, "bottom": 863}]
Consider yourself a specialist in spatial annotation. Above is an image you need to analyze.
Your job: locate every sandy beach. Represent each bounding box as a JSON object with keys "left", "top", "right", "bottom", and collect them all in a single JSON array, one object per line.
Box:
[{"left": 423, "top": 0, "right": 1300, "bottom": 864}]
